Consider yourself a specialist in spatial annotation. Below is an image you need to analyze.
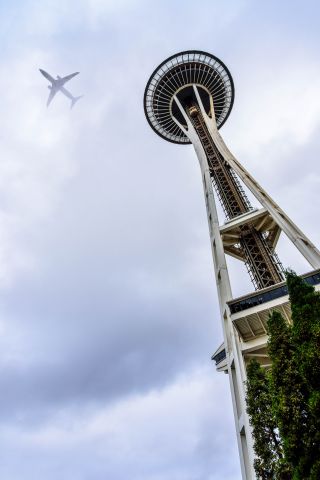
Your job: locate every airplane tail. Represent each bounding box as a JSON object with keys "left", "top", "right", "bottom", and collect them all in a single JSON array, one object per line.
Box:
[{"left": 71, "top": 95, "right": 83, "bottom": 109}]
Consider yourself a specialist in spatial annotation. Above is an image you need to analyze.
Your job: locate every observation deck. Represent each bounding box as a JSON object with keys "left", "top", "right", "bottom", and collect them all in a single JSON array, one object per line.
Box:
[
  {"left": 212, "top": 269, "right": 320, "bottom": 370},
  {"left": 144, "top": 50, "right": 234, "bottom": 144}
]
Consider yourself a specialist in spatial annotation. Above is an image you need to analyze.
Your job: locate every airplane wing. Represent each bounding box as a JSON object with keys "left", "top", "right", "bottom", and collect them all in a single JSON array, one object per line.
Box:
[
  {"left": 39, "top": 69, "right": 55, "bottom": 83},
  {"left": 46, "top": 88, "right": 57, "bottom": 107},
  {"left": 61, "top": 72, "right": 79, "bottom": 84},
  {"left": 60, "top": 86, "right": 74, "bottom": 100}
]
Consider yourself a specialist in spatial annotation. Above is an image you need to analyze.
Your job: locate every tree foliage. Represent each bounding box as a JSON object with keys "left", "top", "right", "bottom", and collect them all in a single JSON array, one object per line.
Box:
[
  {"left": 246, "top": 359, "right": 290, "bottom": 479},
  {"left": 246, "top": 272, "right": 320, "bottom": 479}
]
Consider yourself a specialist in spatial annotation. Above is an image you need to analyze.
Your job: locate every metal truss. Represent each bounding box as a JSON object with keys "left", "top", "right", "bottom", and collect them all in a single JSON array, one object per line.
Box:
[{"left": 188, "top": 105, "right": 284, "bottom": 290}]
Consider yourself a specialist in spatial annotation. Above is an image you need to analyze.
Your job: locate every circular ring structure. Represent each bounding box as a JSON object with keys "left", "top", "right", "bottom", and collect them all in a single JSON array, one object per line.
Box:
[{"left": 144, "top": 50, "right": 235, "bottom": 144}]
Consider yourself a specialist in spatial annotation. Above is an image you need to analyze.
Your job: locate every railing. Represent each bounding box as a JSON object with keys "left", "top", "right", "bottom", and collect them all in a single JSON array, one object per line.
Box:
[
  {"left": 228, "top": 270, "right": 320, "bottom": 314},
  {"left": 212, "top": 348, "right": 226, "bottom": 365}
]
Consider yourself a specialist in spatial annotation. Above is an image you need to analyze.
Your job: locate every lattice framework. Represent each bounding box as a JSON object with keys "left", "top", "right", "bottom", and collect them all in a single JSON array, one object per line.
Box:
[{"left": 188, "top": 104, "right": 284, "bottom": 289}]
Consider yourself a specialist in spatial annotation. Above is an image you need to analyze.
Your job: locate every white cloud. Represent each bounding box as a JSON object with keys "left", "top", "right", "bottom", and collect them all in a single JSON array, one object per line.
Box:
[
  {"left": 1, "top": 366, "right": 239, "bottom": 480},
  {"left": 227, "top": 57, "right": 320, "bottom": 162},
  {"left": 0, "top": 1, "right": 319, "bottom": 479}
]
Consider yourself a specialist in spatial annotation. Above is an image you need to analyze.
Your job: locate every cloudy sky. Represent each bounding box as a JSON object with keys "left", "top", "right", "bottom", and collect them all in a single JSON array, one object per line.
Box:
[{"left": 0, "top": 1, "right": 319, "bottom": 479}]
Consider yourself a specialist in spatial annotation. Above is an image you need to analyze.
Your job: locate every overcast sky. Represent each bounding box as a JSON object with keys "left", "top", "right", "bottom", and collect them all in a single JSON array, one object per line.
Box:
[{"left": 0, "top": 1, "right": 319, "bottom": 479}]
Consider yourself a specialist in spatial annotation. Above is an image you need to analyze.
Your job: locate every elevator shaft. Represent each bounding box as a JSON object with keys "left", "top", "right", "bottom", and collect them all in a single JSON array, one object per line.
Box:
[{"left": 188, "top": 105, "right": 284, "bottom": 290}]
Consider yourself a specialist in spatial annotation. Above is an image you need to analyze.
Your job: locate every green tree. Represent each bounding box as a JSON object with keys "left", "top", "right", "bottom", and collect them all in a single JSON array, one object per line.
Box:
[
  {"left": 246, "top": 272, "right": 320, "bottom": 479},
  {"left": 246, "top": 359, "right": 290, "bottom": 479},
  {"left": 286, "top": 272, "right": 320, "bottom": 479},
  {"left": 268, "top": 309, "right": 307, "bottom": 478}
]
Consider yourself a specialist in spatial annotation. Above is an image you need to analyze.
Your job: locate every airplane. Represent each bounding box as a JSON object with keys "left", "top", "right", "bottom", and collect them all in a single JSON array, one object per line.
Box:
[{"left": 39, "top": 69, "right": 83, "bottom": 108}]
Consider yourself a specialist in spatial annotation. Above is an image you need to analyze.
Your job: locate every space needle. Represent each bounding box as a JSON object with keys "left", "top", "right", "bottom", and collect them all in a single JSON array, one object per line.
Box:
[{"left": 144, "top": 51, "right": 320, "bottom": 479}]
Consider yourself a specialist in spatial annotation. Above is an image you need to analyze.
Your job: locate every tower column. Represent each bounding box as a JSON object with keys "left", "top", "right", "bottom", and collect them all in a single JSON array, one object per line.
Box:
[
  {"left": 196, "top": 138, "right": 255, "bottom": 480},
  {"left": 173, "top": 98, "right": 255, "bottom": 479}
]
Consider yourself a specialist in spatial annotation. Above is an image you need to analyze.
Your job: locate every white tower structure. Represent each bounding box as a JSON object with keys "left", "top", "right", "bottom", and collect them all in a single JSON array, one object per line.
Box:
[{"left": 143, "top": 51, "right": 320, "bottom": 479}]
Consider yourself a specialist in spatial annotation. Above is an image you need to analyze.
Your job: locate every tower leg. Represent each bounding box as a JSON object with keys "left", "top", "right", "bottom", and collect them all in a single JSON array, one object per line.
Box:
[
  {"left": 172, "top": 98, "right": 256, "bottom": 479},
  {"left": 196, "top": 138, "right": 256, "bottom": 480},
  {"left": 198, "top": 105, "right": 320, "bottom": 269}
]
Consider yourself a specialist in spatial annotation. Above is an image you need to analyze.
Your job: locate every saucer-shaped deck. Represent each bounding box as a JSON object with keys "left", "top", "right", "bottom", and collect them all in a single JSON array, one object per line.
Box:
[{"left": 144, "top": 50, "right": 234, "bottom": 145}]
